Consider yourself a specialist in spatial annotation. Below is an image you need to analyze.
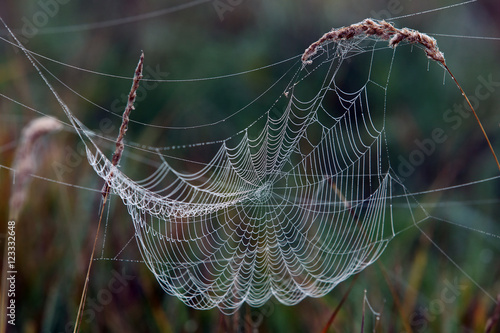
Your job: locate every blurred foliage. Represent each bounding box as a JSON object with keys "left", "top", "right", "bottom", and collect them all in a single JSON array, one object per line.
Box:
[{"left": 1, "top": 0, "right": 500, "bottom": 332}]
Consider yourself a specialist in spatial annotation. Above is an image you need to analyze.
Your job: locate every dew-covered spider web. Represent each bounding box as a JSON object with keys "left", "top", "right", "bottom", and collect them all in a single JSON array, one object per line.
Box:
[
  {"left": 85, "top": 35, "right": 396, "bottom": 312},
  {"left": 2, "top": 12, "right": 500, "bottom": 317}
]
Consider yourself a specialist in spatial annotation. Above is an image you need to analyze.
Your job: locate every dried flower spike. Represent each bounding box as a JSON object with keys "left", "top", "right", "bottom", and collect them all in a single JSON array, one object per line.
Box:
[
  {"left": 74, "top": 52, "right": 144, "bottom": 333},
  {"left": 102, "top": 51, "right": 144, "bottom": 197},
  {"left": 302, "top": 19, "right": 444, "bottom": 65},
  {"left": 9, "top": 116, "right": 62, "bottom": 220}
]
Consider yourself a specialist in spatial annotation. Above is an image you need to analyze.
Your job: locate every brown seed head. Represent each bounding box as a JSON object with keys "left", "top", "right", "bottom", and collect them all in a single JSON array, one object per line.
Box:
[
  {"left": 302, "top": 19, "right": 445, "bottom": 66},
  {"left": 9, "top": 117, "right": 62, "bottom": 219}
]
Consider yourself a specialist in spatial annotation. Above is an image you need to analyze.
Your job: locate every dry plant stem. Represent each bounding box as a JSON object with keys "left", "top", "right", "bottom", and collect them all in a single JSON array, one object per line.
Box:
[
  {"left": 377, "top": 262, "right": 413, "bottom": 333},
  {"left": 443, "top": 64, "right": 500, "bottom": 171},
  {"left": 328, "top": 179, "right": 351, "bottom": 211},
  {"left": 485, "top": 295, "right": 500, "bottom": 333},
  {"left": 321, "top": 274, "right": 359, "bottom": 333},
  {"left": 361, "top": 290, "right": 366, "bottom": 333},
  {"left": 73, "top": 52, "right": 144, "bottom": 333},
  {"left": 218, "top": 312, "right": 228, "bottom": 332},
  {"left": 102, "top": 51, "right": 145, "bottom": 197},
  {"left": 303, "top": 19, "right": 500, "bottom": 172}
]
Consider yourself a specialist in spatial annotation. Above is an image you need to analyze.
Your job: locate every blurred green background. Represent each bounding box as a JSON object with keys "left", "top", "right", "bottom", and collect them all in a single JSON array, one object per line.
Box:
[{"left": 1, "top": 0, "right": 500, "bottom": 332}]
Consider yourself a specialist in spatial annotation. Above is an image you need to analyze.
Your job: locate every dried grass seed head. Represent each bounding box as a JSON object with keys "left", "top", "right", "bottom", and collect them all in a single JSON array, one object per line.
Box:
[{"left": 302, "top": 18, "right": 445, "bottom": 65}]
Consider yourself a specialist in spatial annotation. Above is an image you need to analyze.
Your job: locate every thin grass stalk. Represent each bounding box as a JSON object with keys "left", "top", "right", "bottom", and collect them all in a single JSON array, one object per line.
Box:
[
  {"left": 73, "top": 52, "right": 144, "bottom": 333},
  {"left": 321, "top": 274, "right": 359, "bottom": 333},
  {"left": 377, "top": 262, "right": 413, "bottom": 333},
  {"left": 485, "top": 295, "right": 500, "bottom": 333},
  {"left": 361, "top": 290, "right": 366, "bottom": 333}
]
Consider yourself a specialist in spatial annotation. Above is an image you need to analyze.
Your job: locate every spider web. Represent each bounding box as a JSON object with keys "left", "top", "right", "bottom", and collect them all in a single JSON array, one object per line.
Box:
[
  {"left": 3, "top": 14, "right": 499, "bottom": 317},
  {"left": 78, "top": 35, "right": 399, "bottom": 312}
]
